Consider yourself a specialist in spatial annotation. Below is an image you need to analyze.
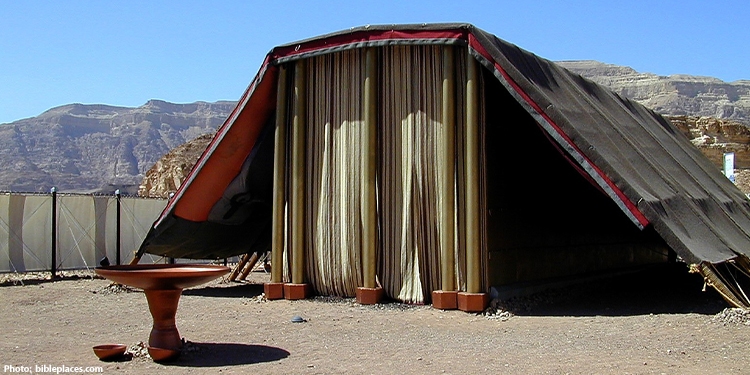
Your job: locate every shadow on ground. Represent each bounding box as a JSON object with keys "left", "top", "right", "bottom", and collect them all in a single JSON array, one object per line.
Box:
[
  {"left": 162, "top": 343, "right": 289, "bottom": 367},
  {"left": 183, "top": 282, "right": 264, "bottom": 298},
  {"left": 501, "top": 263, "right": 728, "bottom": 317}
]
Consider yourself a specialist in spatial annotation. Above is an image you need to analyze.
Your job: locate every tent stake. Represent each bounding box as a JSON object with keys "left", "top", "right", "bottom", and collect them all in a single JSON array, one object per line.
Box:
[
  {"left": 230, "top": 253, "right": 252, "bottom": 281},
  {"left": 239, "top": 252, "right": 260, "bottom": 281}
]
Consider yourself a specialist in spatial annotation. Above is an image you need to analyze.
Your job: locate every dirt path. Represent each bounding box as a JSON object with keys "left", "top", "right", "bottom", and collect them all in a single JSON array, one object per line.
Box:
[{"left": 1, "top": 265, "right": 748, "bottom": 374}]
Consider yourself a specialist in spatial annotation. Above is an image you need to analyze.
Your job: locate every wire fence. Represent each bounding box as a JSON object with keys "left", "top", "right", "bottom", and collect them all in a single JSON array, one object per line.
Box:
[{"left": 0, "top": 190, "right": 226, "bottom": 275}]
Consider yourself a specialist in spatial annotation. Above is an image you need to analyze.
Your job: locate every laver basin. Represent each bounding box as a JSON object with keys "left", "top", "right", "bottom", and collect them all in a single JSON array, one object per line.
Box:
[
  {"left": 95, "top": 264, "right": 230, "bottom": 290},
  {"left": 95, "top": 264, "right": 230, "bottom": 361}
]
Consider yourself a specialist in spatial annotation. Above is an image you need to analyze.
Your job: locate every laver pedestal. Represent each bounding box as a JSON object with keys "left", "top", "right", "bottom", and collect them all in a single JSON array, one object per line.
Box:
[{"left": 95, "top": 264, "right": 230, "bottom": 362}]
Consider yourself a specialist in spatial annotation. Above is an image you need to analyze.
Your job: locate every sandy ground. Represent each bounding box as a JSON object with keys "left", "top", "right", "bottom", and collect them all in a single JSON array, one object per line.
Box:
[{"left": 1, "top": 264, "right": 749, "bottom": 375}]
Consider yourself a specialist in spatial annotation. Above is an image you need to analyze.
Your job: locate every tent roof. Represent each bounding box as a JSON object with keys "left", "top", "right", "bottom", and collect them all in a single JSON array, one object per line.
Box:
[{"left": 137, "top": 23, "right": 750, "bottom": 266}]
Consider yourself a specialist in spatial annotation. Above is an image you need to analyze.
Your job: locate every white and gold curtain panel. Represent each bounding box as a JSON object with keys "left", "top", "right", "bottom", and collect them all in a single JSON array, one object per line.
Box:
[
  {"left": 380, "top": 45, "right": 462, "bottom": 303},
  {"left": 291, "top": 45, "right": 478, "bottom": 303},
  {"left": 304, "top": 49, "right": 367, "bottom": 296}
]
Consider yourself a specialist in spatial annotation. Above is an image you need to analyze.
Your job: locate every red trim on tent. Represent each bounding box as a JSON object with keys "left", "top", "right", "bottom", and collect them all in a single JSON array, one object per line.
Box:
[
  {"left": 467, "top": 35, "right": 649, "bottom": 228},
  {"left": 270, "top": 29, "right": 468, "bottom": 61},
  {"left": 171, "top": 65, "right": 279, "bottom": 222}
]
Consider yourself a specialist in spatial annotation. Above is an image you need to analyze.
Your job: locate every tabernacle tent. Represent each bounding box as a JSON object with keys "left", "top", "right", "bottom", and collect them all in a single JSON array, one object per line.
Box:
[{"left": 136, "top": 24, "right": 750, "bottom": 307}]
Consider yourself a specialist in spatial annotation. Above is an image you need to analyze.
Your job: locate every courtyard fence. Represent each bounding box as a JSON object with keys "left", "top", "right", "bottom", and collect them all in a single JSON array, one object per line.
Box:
[{"left": 0, "top": 190, "right": 171, "bottom": 274}]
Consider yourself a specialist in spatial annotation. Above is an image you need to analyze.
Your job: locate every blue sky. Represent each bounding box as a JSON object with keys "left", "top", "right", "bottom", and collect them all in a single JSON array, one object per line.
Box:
[{"left": 1, "top": 0, "right": 748, "bottom": 124}]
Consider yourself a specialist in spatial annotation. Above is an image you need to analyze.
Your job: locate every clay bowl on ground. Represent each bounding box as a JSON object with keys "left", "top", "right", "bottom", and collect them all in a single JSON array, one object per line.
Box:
[
  {"left": 148, "top": 346, "right": 181, "bottom": 362},
  {"left": 93, "top": 344, "right": 127, "bottom": 361}
]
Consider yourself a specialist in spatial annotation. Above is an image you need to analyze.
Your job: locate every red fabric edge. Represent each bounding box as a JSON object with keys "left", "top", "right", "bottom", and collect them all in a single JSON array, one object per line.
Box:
[{"left": 467, "top": 34, "right": 649, "bottom": 228}]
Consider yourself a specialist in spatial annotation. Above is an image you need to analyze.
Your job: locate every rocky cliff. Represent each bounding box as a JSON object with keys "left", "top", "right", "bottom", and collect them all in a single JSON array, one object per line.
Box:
[
  {"left": 0, "top": 100, "right": 235, "bottom": 193},
  {"left": 667, "top": 115, "right": 750, "bottom": 169},
  {"left": 137, "top": 133, "right": 214, "bottom": 198},
  {"left": 557, "top": 61, "right": 750, "bottom": 125}
]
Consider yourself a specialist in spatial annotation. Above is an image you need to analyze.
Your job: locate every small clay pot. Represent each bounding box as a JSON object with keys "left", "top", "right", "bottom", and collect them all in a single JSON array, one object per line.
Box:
[
  {"left": 93, "top": 344, "right": 127, "bottom": 360},
  {"left": 148, "top": 346, "right": 180, "bottom": 362}
]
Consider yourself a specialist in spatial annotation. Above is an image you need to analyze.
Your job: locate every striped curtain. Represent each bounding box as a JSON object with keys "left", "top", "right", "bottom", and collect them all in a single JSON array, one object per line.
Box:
[
  {"left": 295, "top": 45, "right": 478, "bottom": 303},
  {"left": 304, "top": 50, "right": 366, "bottom": 296},
  {"left": 378, "top": 45, "right": 467, "bottom": 304}
]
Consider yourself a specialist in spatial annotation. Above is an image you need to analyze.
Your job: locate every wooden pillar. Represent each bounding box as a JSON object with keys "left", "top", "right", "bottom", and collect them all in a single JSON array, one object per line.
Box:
[
  {"left": 432, "top": 46, "right": 458, "bottom": 310},
  {"left": 284, "top": 59, "right": 310, "bottom": 300},
  {"left": 357, "top": 48, "right": 383, "bottom": 305},
  {"left": 458, "top": 51, "right": 488, "bottom": 312},
  {"left": 265, "top": 65, "right": 288, "bottom": 300},
  {"left": 465, "top": 51, "right": 480, "bottom": 294},
  {"left": 440, "top": 46, "right": 457, "bottom": 291}
]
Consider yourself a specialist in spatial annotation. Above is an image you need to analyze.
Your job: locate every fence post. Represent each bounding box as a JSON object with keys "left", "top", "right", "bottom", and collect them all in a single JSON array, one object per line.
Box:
[
  {"left": 115, "top": 189, "right": 121, "bottom": 265},
  {"left": 50, "top": 187, "right": 57, "bottom": 278}
]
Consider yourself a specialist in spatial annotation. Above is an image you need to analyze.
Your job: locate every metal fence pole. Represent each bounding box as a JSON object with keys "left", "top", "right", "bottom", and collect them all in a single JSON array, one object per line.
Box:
[
  {"left": 115, "top": 189, "right": 121, "bottom": 265},
  {"left": 50, "top": 187, "right": 57, "bottom": 278}
]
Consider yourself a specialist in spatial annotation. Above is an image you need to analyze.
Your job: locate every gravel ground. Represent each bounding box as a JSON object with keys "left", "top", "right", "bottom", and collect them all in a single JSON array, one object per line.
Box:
[{"left": 0, "top": 264, "right": 748, "bottom": 374}]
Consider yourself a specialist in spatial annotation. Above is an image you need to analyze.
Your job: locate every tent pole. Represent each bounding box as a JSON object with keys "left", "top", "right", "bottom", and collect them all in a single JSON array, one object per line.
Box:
[
  {"left": 356, "top": 48, "right": 383, "bottom": 305},
  {"left": 457, "top": 50, "right": 488, "bottom": 312},
  {"left": 290, "top": 60, "right": 307, "bottom": 286},
  {"left": 362, "top": 48, "right": 378, "bottom": 289},
  {"left": 464, "top": 53, "right": 481, "bottom": 294},
  {"left": 440, "top": 46, "right": 456, "bottom": 292},
  {"left": 270, "top": 65, "right": 288, "bottom": 285},
  {"left": 432, "top": 46, "right": 459, "bottom": 310}
]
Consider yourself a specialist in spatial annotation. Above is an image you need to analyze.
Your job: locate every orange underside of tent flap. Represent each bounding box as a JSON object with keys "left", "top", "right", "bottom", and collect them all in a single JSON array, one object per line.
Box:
[{"left": 174, "top": 67, "right": 278, "bottom": 222}]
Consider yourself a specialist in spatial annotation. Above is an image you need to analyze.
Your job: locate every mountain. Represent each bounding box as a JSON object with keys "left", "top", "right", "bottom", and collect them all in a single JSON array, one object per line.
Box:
[
  {"left": 2, "top": 60, "right": 749, "bottom": 194},
  {"left": 557, "top": 61, "right": 750, "bottom": 125},
  {"left": 0, "top": 100, "right": 236, "bottom": 193}
]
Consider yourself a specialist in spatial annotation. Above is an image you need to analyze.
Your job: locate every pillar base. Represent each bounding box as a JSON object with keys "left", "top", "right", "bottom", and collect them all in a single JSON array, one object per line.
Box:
[
  {"left": 356, "top": 287, "right": 384, "bottom": 305},
  {"left": 431, "top": 290, "right": 458, "bottom": 310},
  {"left": 457, "top": 292, "right": 489, "bottom": 313},
  {"left": 284, "top": 283, "right": 311, "bottom": 300},
  {"left": 264, "top": 282, "right": 285, "bottom": 300}
]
